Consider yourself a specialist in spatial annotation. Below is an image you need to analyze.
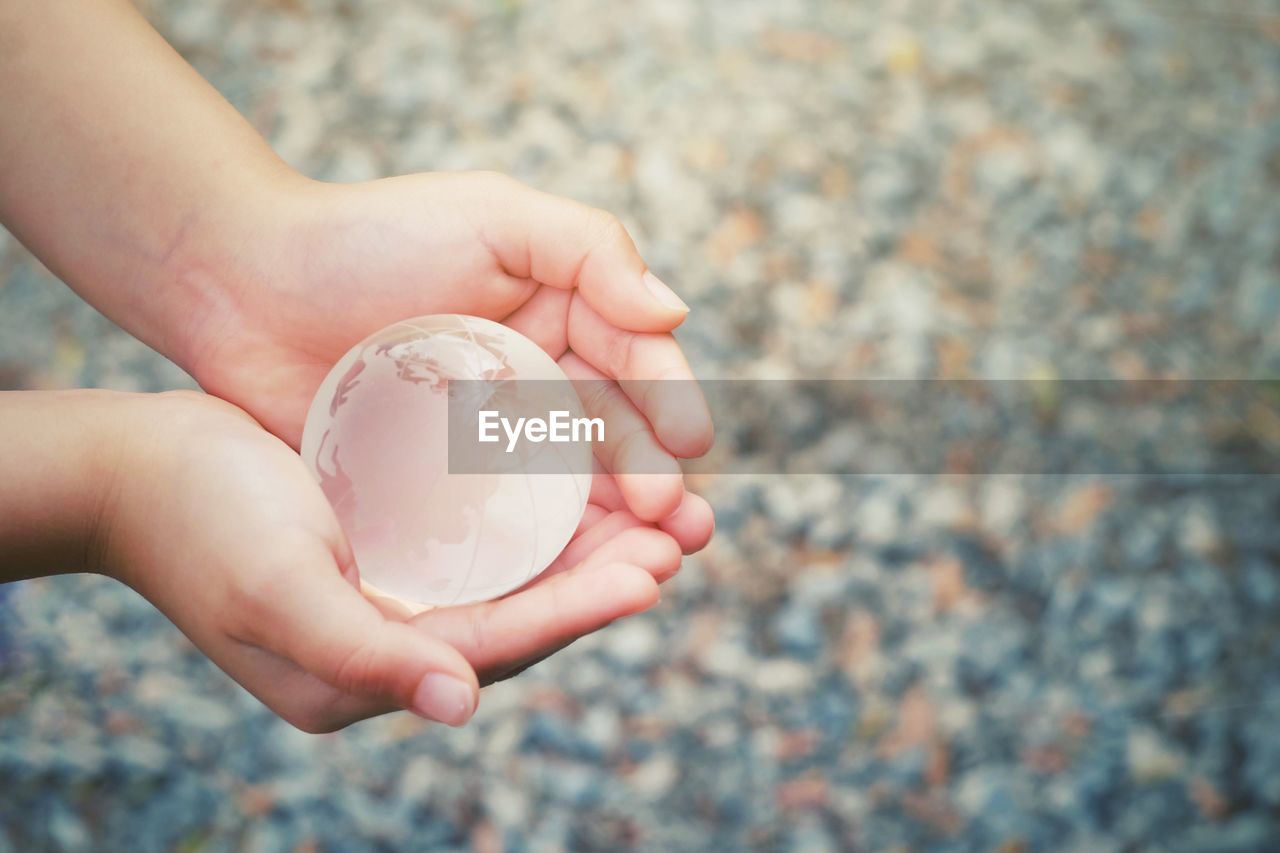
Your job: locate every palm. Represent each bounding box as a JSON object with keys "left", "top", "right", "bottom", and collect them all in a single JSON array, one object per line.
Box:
[
  {"left": 128, "top": 392, "right": 687, "bottom": 731},
  {"left": 195, "top": 174, "right": 521, "bottom": 446},
  {"left": 191, "top": 172, "right": 713, "bottom": 529}
]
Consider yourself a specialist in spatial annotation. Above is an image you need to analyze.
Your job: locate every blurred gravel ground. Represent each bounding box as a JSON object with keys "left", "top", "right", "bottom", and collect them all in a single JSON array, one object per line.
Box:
[{"left": 2, "top": 1, "right": 1280, "bottom": 850}]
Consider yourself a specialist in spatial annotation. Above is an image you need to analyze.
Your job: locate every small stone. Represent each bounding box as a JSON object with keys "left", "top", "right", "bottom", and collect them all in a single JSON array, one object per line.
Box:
[
  {"left": 771, "top": 600, "right": 823, "bottom": 659},
  {"left": 855, "top": 490, "right": 900, "bottom": 546},
  {"left": 1179, "top": 501, "right": 1220, "bottom": 557},
  {"left": 629, "top": 753, "right": 679, "bottom": 800},
  {"left": 1127, "top": 727, "right": 1184, "bottom": 783},
  {"left": 579, "top": 705, "right": 621, "bottom": 754},
  {"left": 878, "top": 29, "right": 922, "bottom": 76},
  {"left": 484, "top": 785, "right": 529, "bottom": 830},
  {"left": 1233, "top": 266, "right": 1280, "bottom": 333},
  {"left": 917, "top": 485, "right": 971, "bottom": 529},
  {"left": 398, "top": 755, "right": 437, "bottom": 801},
  {"left": 701, "top": 637, "right": 753, "bottom": 680},
  {"left": 48, "top": 805, "right": 90, "bottom": 851},
  {"left": 980, "top": 479, "right": 1025, "bottom": 532},
  {"left": 753, "top": 659, "right": 814, "bottom": 694},
  {"left": 601, "top": 619, "right": 661, "bottom": 669}
]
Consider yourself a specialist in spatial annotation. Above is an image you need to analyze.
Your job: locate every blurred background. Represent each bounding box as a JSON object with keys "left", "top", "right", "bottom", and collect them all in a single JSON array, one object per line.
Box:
[{"left": 2, "top": 0, "right": 1280, "bottom": 849}]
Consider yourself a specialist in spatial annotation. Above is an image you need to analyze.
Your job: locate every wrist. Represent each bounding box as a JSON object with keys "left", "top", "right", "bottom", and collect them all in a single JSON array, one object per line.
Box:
[
  {"left": 85, "top": 390, "right": 247, "bottom": 590},
  {"left": 0, "top": 390, "right": 143, "bottom": 582},
  {"left": 147, "top": 166, "right": 318, "bottom": 374}
]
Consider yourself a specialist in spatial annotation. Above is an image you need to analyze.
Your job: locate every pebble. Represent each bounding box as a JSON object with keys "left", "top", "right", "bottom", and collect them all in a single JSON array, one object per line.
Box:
[
  {"left": 1127, "top": 727, "right": 1185, "bottom": 783},
  {"left": 771, "top": 599, "right": 825, "bottom": 659},
  {"left": 853, "top": 490, "right": 901, "bottom": 547},
  {"left": 600, "top": 618, "right": 661, "bottom": 669},
  {"left": 629, "top": 753, "right": 679, "bottom": 801},
  {"left": 753, "top": 659, "right": 815, "bottom": 695},
  {"left": 47, "top": 805, "right": 90, "bottom": 851},
  {"left": 484, "top": 785, "right": 529, "bottom": 830}
]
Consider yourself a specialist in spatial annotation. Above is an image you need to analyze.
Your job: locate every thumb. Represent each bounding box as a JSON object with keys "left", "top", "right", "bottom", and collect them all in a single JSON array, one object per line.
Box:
[
  {"left": 234, "top": 541, "right": 480, "bottom": 726},
  {"left": 461, "top": 171, "right": 690, "bottom": 333}
]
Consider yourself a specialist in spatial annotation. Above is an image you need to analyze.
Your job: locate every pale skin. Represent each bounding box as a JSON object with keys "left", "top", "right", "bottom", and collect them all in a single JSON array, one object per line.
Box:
[{"left": 0, "top": 0, "right": 714, "bottom": 731}]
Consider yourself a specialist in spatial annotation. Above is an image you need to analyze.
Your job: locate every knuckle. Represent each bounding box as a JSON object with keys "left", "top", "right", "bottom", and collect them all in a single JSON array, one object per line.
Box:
[
  {"left": 587, "top": 209, "right": 628, "bottom": 246},
  {"left": 465, "top": 605, "right": 495, "bottom": 658},
  {"left": 265, "top": 683, "right": 354, "bottom": 734},
  {"left": 602, "top": 331, "right": 638, "bottom": 377},
  {"left": 546, "top": 574, "right": 570, "bottom": 620},
  {"left": 223, "top": 533, "right": 327, "bottom": 643},
  {"left": 154, "top": 389, "right": 253, "bottom": 424},
  {"left": 225, "top": 566, "right": 296, "bottom": 643},
  {"left": 468, "top": 169, "right": 517, "bottom": 191},
  {"left": 582, "top": 379, "right": 628, "bottom": 417},
  {"left": 330, "top": 634, "right": 387, "bottom": 697},
  {"left": 278, "top": 680, "right": 372, "bottom": 734},
  {"left": 156, "top": 389, "right": 205, "bottom": 403},
  {"left": 609, "top": 424, "right": 652, "bottom": 472}
]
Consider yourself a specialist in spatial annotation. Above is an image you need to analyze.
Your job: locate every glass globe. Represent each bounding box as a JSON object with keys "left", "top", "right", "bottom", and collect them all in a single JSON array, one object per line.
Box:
[{"left": 300, "top": 315, "right": 592, "bottom": 608}]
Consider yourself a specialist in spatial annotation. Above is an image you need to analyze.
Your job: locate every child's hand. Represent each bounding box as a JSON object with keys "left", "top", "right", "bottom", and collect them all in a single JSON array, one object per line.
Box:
[
  {"left": 0, "top": 2, "right": 713, "bottom": 549},
  {"left": 96, "top": 391, "right": 681, "bottom": 732},
  {"left": 178, "top": 172, "right": 714, "bottom": 532}
]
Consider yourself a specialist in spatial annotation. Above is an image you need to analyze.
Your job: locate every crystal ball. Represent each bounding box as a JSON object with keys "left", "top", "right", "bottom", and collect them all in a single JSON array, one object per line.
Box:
[{"left": 300, "top": 314, "right": 592, "bottom": 608}]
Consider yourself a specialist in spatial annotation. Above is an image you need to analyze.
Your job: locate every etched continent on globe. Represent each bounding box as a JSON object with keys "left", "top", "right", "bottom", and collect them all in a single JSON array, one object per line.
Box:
[{"left": 300, "top": 314, "right": 592, "bottom": 608}]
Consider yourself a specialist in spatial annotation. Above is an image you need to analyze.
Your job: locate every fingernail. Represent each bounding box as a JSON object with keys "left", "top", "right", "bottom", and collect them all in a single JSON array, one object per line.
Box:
[
  {"left": 411, "top": 674, "right": 475, "bottom": 726},
  {"left": 643, "top": 271, "right": 689, "bottom": 313}
]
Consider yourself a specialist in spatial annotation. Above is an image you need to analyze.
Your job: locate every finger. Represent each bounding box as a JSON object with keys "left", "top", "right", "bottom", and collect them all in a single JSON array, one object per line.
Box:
[
  {"left": 466, "top": 173, "right": 689, "bottom": 333},
  {"left": 272, "top": 527, "right": 682, "bottom": 722},
  {"left": 549, "top": 521, "right": 683, "bottom": 584},
  {"left": 540, "top": 508, "right": 651, "bottom": 581},
  {"left": 412, "top": 562, "right": 659, "bottom": 681},
  {"left": 501, "top": 286, "right": 571, "bottom": 359},
  {"left": 657, "top": 491, "right": 716, "bottom": 555},
  {"left": 570, "top": 525, "right": 683, "bottom": 583},
  {"left": 230, "top": 539, "right": 480, "bottom": 726},
  {"left": 590, "top": 469, "right": 714, "bottom": 553},
  {"left": 204, "top": 635, "right": 383, "bottom": 733},
  {"left": 482, "top": 530, "right": 681, "bottom": 679},
  {"left": 567, "top": 297, "right": 713, "bottom": 458},
  {"left": 559, "top": 353, "right": 684, "bottom": 522}
]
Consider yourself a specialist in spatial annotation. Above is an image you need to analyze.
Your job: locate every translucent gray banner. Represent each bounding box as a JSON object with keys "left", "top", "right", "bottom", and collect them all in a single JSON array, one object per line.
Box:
[{"left": 447, "top": 379, "right": 1280, "bottom": 476}]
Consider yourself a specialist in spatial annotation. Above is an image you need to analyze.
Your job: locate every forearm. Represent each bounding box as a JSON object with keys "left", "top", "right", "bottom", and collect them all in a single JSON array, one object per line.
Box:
[
  {"left": 0, "top": 0, "right": 297, "bottom": 367},
  {"left": 0, "top": 390, "right": 131, "bottom": 583}
]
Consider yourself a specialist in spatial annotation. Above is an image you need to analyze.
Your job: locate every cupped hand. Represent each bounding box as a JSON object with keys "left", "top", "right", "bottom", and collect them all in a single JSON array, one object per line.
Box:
[
  {"left": 183, "top": 171, "right": 714, "bottom": 530},
  {"left": 102, "top": 391, "right": 695, "bottom": 732}
]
